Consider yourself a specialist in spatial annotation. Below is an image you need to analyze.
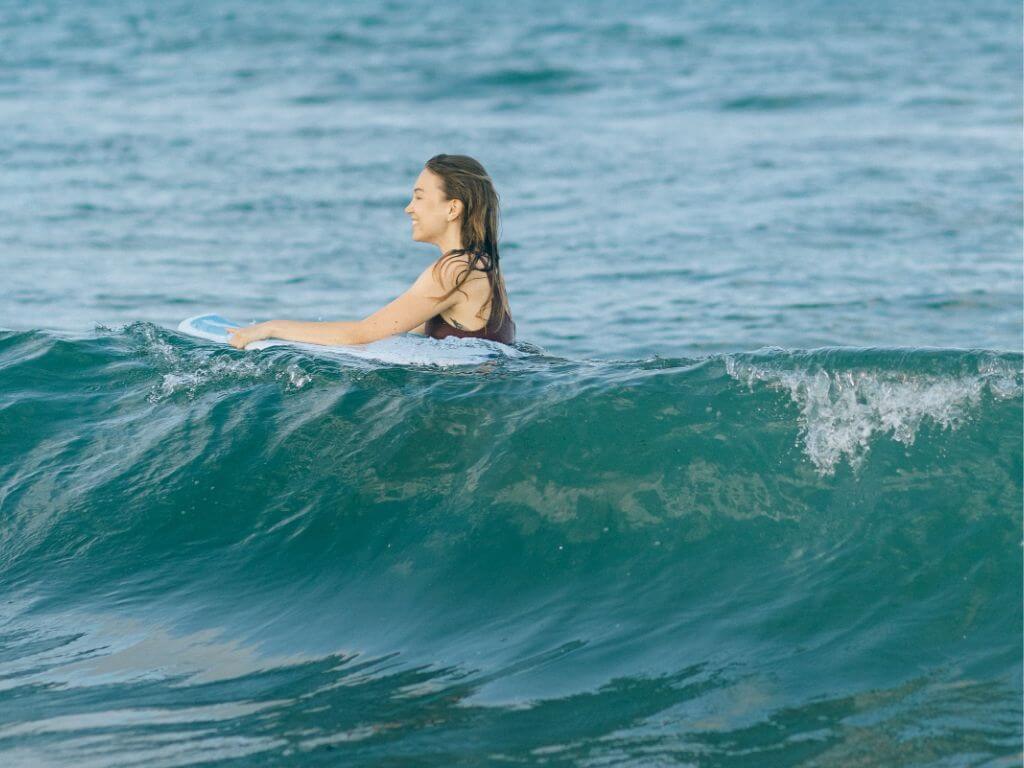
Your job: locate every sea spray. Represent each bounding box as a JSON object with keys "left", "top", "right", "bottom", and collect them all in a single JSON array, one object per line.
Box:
[{"left": 724, "top": 350, "right": 1021, "bottom": 474}]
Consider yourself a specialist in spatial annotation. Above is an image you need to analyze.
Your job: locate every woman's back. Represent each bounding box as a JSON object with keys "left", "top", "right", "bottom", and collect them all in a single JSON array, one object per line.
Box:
[{"left": 425, "top": 265, "right": 515, "bottom": 345}]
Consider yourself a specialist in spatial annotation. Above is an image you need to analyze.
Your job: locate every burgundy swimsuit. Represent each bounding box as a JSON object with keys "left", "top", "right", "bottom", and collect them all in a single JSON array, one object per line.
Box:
[{"left": 425, "top": 284, "right": 516, "bottom": 346}]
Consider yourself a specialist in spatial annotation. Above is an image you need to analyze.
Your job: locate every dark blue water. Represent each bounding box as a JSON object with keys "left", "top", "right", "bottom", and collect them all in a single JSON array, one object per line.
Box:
[{"left": 1, "top": 1, "right": 1021, "bottom": 765}]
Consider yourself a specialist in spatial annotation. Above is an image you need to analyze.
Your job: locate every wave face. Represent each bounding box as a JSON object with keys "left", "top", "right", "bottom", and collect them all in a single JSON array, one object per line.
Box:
[{"left": 0, "top": 325, "right": 1021, "bottom": 766}]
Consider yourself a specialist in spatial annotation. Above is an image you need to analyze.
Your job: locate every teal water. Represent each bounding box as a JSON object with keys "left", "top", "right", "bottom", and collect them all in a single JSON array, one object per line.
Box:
[
  {"left": 1, "top": 0, "right": 1022, "bottom": 765},
  {"left": 1, "top": 329, "right": 1020, "bottom": 765}
]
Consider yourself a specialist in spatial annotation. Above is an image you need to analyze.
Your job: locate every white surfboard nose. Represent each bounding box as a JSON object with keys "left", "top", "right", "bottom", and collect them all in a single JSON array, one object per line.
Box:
[{"left": 178, "top": 313, "right": 240, "bottom": 343}]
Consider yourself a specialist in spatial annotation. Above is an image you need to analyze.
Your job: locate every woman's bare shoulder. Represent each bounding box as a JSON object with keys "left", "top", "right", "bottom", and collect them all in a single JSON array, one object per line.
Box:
[{"left": 433, "top": 252, "right": 490, "bottom": 285}]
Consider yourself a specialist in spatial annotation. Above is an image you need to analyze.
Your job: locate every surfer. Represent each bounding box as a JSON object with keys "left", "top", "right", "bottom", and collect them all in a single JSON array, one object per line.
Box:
[{"left": 226, "top": 154, "right": 515, "bottom": 349}]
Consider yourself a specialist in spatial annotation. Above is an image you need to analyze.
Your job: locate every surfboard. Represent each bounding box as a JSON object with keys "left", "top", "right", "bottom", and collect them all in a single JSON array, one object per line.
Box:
[{"left": 176, "top": 313, "right": 523, "bottom": 366}]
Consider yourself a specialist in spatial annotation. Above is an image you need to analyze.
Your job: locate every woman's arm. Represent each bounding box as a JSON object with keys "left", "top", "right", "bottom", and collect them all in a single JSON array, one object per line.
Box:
[{"left": 228, "top": 261, "right": 457, "bottom": 348}]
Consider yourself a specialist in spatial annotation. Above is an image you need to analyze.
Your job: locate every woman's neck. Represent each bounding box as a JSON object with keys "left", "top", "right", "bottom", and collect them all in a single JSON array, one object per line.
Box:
[{"left": 435, "top": 230, "right": 464, "bottom": 256}]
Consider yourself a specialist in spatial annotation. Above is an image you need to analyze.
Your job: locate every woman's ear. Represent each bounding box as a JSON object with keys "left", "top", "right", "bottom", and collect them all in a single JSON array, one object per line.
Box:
[{"left": 447, "top": 199, "right": 463, "bottom": 222}]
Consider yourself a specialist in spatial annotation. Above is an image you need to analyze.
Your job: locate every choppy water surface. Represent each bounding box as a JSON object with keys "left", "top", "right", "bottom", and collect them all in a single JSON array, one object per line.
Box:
[{"left": 1, "top": 0, "right": 1021, "bottom": 765}]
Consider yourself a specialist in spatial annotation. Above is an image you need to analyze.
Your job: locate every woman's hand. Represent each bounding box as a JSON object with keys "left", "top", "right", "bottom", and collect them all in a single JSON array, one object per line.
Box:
[{"left": 225, "top": 321, "right": 275, "bottom": 349}]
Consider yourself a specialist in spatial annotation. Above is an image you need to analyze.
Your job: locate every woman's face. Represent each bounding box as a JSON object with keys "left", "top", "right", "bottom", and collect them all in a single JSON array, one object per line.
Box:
[{"left": 405, "top": 169, "right": 457, "bottom": 244}]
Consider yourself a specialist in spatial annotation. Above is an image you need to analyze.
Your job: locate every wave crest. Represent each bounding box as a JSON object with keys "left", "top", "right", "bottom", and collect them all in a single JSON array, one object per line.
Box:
[{"left": 725, "top": 351, "right": 1022, "bottom": 474}]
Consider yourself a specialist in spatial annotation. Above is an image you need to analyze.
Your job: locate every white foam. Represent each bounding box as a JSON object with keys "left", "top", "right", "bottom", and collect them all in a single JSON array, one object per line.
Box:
[
  {"left": 148, "top": 356, "right": 302, "bottom": 402},
  {"left": 126, "top": 323, "right": 305, "bottom": 401},
  {"left": 725, "top": 356, "right": 1021, "bottom": 475}
]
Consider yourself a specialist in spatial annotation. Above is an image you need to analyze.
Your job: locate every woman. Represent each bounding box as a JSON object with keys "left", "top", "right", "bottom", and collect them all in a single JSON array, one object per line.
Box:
[{"left": 226, "top": 154, "right": 516, "bottom": 349}]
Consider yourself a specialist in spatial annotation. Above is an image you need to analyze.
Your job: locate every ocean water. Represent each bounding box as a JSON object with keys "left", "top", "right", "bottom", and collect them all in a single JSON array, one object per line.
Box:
[{"left": 1, "top": 1, "right": 1021, "bottom": 766}]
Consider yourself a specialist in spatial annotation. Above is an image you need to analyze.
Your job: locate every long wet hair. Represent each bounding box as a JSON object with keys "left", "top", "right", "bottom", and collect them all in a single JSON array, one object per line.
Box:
[{"left": 424, "top": 154, "right": 512, "bottom": 329}]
